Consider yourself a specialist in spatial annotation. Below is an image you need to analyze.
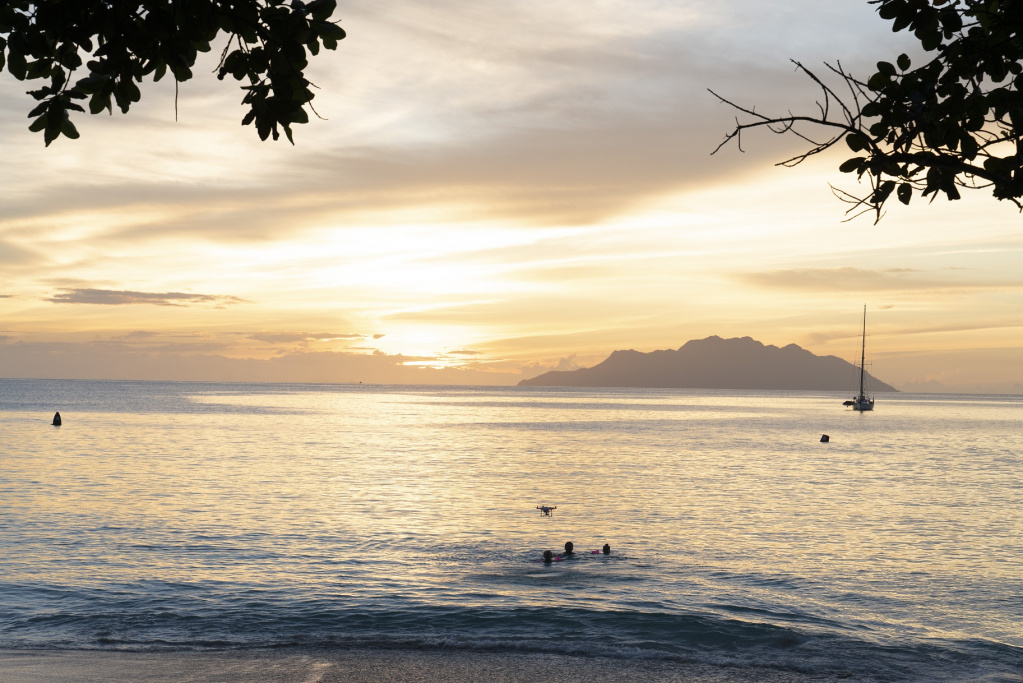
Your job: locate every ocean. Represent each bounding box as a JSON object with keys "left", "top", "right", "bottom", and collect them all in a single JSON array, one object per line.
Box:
[{"left": 1, "top": 379, "right": 1020, "bottom": 681}]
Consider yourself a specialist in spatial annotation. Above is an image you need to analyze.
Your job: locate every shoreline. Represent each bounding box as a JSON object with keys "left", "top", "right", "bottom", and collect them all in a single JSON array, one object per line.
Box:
[{"left": 0, "top": 647, "right": 826, "bottom": 682}]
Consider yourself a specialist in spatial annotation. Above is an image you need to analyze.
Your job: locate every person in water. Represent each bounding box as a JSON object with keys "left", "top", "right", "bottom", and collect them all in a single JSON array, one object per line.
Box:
[
  {"left": 564, "top": 541, "right": 574, "bottom": 555},
  {"left": 543, "top": 550, "right": 554, "bottom": 562},
  {"left": 602, "top": 543, "right": 611, "bottom": 555}
]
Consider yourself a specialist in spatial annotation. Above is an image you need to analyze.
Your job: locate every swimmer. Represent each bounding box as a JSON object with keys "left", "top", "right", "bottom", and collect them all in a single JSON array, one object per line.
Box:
[
  {"left": 564, "top": 541, "right": 574, "bottom": 555},
  {"left": 543, "top": 550, "right": 554, "bottom": 562},
  {"left": 602, "top": 543, "right": 611, "bottom": 555}
]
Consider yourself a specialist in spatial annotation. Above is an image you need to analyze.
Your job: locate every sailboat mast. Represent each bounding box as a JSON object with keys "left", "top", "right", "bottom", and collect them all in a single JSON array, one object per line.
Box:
[{"left": 859, "top": 305, "right": 867, "bottom": 398}]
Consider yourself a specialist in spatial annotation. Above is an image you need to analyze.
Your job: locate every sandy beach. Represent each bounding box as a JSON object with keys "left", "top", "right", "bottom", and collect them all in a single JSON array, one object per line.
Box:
[{"left": 0, "top": 648, "right": 823, "bottom": 683}]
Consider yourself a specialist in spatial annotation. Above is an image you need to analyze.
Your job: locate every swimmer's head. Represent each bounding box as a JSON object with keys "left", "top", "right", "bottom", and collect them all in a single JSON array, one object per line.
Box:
[
  {"left": 564, "top": 542, "right": 574, "bottom": 554},
  {"left": 543, "top": 550, "right": 553, "bottom": 562},
  {"left": 602, "top": 543, "right": 611, "bottom": 555}
]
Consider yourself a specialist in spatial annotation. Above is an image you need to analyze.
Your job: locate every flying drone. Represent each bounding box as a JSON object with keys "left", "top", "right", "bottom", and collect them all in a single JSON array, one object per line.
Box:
[{"left": 536, "top": 505, "right": 557, "bottom": 517}]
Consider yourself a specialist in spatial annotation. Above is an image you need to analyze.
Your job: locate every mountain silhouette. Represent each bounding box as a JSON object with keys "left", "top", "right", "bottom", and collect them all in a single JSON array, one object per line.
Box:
[{"left": 518, "top": 336, "right": 898, "bottom": 391}]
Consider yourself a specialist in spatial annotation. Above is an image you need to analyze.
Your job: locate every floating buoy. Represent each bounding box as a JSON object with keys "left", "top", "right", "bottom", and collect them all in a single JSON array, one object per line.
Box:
[
  {"left": 820, "top": 434, "right": 829, "bottom": 443},
  {"left": 52, "top": 412, "right": 62, "bottom": 426}
]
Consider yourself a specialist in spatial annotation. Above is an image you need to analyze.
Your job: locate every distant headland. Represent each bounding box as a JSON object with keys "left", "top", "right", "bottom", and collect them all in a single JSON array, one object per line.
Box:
[{"left": 518, "top": 336, "right": 898, "bottom": 391}]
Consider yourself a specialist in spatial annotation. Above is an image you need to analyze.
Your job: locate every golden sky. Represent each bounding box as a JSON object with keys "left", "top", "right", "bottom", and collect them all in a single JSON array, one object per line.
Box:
[{"left": 2, "top": 0, "right": 1021, "bottom": 393}]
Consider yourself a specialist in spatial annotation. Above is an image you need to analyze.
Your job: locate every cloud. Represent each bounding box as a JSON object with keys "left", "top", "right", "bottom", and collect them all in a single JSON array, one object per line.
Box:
[
  {"left": 247, "top": 332, "right": 370, "bottom": 344},
  {"left": 122, "top": 331, "right": 220, "bottom": 342},
  {"left": 738, "top": 267, "right": 1022, "bottom": 293},
  {"left": 0, "top": 240, "right": 42, "bottom": 267},
  {"left": 0, "top": 1, "right": 887, "bottom": 244},
  {"left": 803, "top": 318, "right": 1023, "bottom": 347},
  {"left": 44, "top": 288, "right": 250, "bottom": 307},
  {"left": 0, "top": 341, "right": 518, "bottom": 385},
  {"left": 898, "top": 378, "right": 949, "bottom": 392},
  {"left": 515, "top": 353, "right": 583, "bottom": 380},
  {"left": 554, "top": 354, "right": 581, "bottom": 371},
  {"left": 114, "top": 330, "right": 161, "bottom": 340}
]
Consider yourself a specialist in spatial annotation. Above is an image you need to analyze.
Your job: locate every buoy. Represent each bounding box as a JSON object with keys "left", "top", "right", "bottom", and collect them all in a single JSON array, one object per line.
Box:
[
  {"left": 52, "top": 412, "right": 62, "bottom": 426},
  {"left": 820, "top": 434, "right": 829, "bottom": 443}
]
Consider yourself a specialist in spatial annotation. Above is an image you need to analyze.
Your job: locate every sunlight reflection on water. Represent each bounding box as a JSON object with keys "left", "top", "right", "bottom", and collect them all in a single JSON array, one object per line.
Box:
[{"left": 1, "top": 381, "right": 1021, "bottom": 663}]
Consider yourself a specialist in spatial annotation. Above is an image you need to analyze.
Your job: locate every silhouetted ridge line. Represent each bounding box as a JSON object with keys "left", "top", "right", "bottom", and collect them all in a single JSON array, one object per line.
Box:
[{"left": 518, "top": 336, "right": 898, "bottom": 391}]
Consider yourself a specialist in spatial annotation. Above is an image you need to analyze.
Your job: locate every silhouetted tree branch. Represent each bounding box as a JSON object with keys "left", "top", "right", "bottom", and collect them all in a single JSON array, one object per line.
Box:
[
  {"left": 711, "top": 0, "right": 1023, "bottom": 223},
  {"left": 0, "top": 0, "right": 345, "bottom": 145}
]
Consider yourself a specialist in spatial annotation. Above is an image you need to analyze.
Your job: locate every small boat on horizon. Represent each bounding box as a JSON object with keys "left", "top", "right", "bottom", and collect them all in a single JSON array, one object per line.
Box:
[{"left": 843, "top": 305, "right": 874, "bottom": 412}]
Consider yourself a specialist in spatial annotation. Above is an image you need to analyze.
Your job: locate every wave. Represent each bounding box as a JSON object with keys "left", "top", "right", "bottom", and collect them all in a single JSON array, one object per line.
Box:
[{"left": 3, "top": 596, "right": 1020, "bottom": 682}]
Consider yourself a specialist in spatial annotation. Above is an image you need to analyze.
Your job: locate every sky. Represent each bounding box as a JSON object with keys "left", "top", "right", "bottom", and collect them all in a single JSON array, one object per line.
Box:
[{"left": 1, "top": 0, "right": 1022, "bottom": 393}]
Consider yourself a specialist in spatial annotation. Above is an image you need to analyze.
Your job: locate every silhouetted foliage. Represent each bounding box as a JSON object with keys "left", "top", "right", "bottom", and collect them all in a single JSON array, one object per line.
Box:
[
  {"left": 711, "top": 0, "right": 1023, "bottom": 222},
  {"left": 0, "top": 0, "right": 345, "bottom": 145}
]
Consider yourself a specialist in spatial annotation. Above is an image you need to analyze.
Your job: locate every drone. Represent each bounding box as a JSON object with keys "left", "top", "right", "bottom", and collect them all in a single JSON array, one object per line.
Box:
[{"left": 536, "top": 505, "right": 557, "bottom": 517}]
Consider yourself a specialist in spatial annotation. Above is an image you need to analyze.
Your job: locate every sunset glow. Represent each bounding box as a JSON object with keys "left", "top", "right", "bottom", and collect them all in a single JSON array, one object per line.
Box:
[{"left": 2, "top": 0, "right": 1021, "bottom": 392}]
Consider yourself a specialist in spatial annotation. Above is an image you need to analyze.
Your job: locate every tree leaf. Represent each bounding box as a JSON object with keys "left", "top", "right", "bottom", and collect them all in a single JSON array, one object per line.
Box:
[
  {"left": 839, "top": 157, "right": 865, "bottom": 173},
  {"left": 11, "top": 0, "right": 343, "bottom": 144},
  {"left": 60, "top": 114, "right": 80, "bottom": 140},
  {"left": 7, "top": 48, "right": 27, "bottom": 80},
  {"left": 897, "top": 183, "right": 912, "bottom": 204},
  {"left": 877, "top": 61, "right": 896, "bottom": 76},
  {"left": 846, "top": 133, "right": 869, "bottom": 152},
  {"left": 89, "top": 92, "right": 112, "bottom": 115},
  {"left": 867, "top": 72, "right": 891, "bottom": 90}
]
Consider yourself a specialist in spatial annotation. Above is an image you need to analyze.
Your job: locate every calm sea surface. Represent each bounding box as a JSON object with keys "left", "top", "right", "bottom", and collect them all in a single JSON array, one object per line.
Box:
[{"left": 1, "top": 379, "right": 1020, "bottom": 680}]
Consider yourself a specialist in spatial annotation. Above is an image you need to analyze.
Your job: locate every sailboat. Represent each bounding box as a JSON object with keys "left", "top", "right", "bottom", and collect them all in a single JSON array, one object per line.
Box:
[{"left": 843, "top": 305, "right": 874, "bottom": 411}]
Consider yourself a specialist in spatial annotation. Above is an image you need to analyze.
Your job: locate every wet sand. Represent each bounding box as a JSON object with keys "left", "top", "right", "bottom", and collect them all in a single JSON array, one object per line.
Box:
[{"left": 0, "top": 648, "right": 822, "bottom": 682}]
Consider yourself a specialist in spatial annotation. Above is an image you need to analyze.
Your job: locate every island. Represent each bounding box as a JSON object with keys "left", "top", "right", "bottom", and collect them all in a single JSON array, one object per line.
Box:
[{"left": 518, "top": 336, "right": 898, "bottom": 391}]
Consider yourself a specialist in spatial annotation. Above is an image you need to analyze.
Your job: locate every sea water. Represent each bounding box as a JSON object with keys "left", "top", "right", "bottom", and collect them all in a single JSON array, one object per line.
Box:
[{"left": 0, "top": 379, "right": 1020, "bottom": 681}]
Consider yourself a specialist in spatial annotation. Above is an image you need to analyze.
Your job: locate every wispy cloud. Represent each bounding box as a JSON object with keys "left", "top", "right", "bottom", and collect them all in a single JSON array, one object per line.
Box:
[
  {"left": 108, "top": 330, "right": 219, "bottom": 342},
  {"left": 247, "top": 332, "right": 371, "bottom": 344},
  {"left": 803, "top": 318, "right": 1023, "bottom": 347},
  {"left": 0, "top": 340, "right": 518, "bottom": 384},
  {"left": 0, "top": 240, "right": 42, "bottom": 266},
  {"left": 738, "top": 267, "right": 1021, "bottom": 292},
  {"left": 114, "top": 330, "right": 161, "bottom": 340},
  {"left": 45, "top": 288, "right": 250, "bottom": 307}
]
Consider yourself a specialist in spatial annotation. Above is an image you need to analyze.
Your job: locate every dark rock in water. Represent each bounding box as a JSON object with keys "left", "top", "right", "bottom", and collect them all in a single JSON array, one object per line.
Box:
[
  {"left": 52, "top": 412, "right": 62, "bottom": 426},
  {"left": 820, "top": 434, "right": 829, "bottom": 443}
]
